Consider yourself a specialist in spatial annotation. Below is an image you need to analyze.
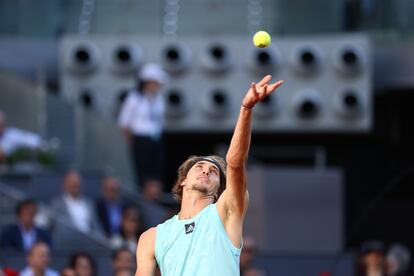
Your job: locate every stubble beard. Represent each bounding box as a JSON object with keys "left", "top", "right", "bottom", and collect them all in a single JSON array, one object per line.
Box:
[{"left": 192, "top": 183, "right": 209, "bottom": 195}]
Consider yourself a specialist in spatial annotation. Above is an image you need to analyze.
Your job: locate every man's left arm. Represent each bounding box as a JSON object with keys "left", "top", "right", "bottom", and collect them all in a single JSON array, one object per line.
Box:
[{"left": 216, "top": 75, "right": 283, "bottom": 247}]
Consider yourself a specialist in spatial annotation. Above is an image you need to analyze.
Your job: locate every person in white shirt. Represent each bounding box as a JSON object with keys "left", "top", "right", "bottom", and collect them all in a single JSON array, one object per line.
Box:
[
  {"left": 20, "top": 242, "right": 59, "bottom": 276},
  {"left": 51, "top": 170, "right": 100, "bottom": 234},
  {"left": 118, "top": 63, "right": 169, "bottom": 189},
  {"left": 0, "top": 110, "right": 42, "bottom": 163}
]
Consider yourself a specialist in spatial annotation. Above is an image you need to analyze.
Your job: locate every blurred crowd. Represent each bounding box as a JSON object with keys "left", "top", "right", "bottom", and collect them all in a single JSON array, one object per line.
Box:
[
  {"left": 0, "top": 241, "right": 136, "bottom": 276},
  {"left": 0, "top": 170, "right": 169, "bottom": 276},
  {"left": 356, "top": 240, "right": 412, "bottom": 276}
]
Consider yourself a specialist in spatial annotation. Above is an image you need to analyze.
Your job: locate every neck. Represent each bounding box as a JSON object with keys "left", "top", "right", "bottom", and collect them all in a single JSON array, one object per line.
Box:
[
  {"left": 367, "top": 266, "right": 382, "bottom": 270},
  {"left": 105, "top": 198, "right": 116, "bottom": 203},
  {"left": 179, "top": 193, "right": 214, "bottom": 220},
  {"left": 142, "top": 90, "right": 156, "bottom": 98},
  {"left": 20, "top": 223, "right": 33, "bottom": 231},
  {"left": 66, "top": 193, "right": 79, "bottom": 199},
  {"left": 33, "top": 267, "right": 45, "bottom": 276},
  {"left": 366, "top": 266, "right": 383, "bottom": 276},
  {"left": 123, "top": 232, "right": 136, "bottom": 240}
]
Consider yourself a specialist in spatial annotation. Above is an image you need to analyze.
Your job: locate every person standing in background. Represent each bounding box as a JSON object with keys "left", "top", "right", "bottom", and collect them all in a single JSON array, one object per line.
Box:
[{"left": 118, "top": 64, "right": 169, "bottom": 190}]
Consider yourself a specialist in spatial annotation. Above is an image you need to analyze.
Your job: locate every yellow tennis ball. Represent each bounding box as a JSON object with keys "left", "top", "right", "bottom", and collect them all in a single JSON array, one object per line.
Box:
[{"left": 253, "top": 31, "right": 271, "bottom": 48}]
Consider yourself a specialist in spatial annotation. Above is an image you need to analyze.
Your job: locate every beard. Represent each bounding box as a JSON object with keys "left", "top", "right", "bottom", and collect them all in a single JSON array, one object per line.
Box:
[{"left": 192, "top": 182, "right": 210, "bottom": 195}]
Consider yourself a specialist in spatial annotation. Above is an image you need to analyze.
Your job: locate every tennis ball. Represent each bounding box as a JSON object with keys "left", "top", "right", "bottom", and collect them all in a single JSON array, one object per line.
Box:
[{"left": 253, "top": 31, "right": 271, "bottom": 48}]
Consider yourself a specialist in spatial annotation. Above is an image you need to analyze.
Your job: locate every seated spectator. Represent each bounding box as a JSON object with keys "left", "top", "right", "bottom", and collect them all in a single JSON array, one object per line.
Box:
[
  {"left": 386, "top": 243, "right": 411, "bottom": 276},
  {"left": 112, "top": 247, "right": 134, "bottom": 274},
  {"left": 0, "top": 110, "right": 42, "bottom": 164},
  {"left": 114, "top": 268, "right": 132, "bottom": 276},
  {"left": 142, "top": 178, "right": 163, "bottom": 202},
  {"left": 60, "top": 267, "right": 76, "bottom": 276},
  {"left": 110, "top": 206, "right": 142, "bottom": 253},
  {"left": 51, "top": 170, "right": 101, "bottom": 234},
  {"left": 134, "top": 178, "right": 168, "bottom": 229},
  {"left": 356, "top": 240, "right": 387, "bottom": 276},
  {"left": 240, "top": 235, "right": 267, "bottom": 276},
  {"left": 69, "top": 252, "right": 96, "bottom": 276},
  {"left": 137, "top": 199, "right": 168, "bottom": 230},
  {"left": 96, "top": 176, "right": 124, "bottom": 237},
  {"left": 20, "top": 242, "right": 59, "bottom": 276},
  {"left": 0, "top": 199, "right": 51, "bottom": 251}
]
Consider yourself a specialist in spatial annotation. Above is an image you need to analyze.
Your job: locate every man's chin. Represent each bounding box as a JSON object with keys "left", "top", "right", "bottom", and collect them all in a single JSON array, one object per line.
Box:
[{"left": 192, "top": 184, "right": 209, "bottom": 195}]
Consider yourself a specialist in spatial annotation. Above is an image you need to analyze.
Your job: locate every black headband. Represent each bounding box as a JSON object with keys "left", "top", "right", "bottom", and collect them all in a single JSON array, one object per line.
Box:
[{"left": 187, "top": 157, "right": 226, "bottom": 188}]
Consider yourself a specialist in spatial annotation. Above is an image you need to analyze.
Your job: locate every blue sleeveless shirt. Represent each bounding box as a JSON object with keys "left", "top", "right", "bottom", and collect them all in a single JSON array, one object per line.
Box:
[{"left": 155, "top": 204, "right": 242, "bottom": 276}]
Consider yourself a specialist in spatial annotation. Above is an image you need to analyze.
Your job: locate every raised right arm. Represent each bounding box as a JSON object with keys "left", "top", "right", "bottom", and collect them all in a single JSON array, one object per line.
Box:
[{"left": 135, "top": 227, "right": 157, "bottom": 276}]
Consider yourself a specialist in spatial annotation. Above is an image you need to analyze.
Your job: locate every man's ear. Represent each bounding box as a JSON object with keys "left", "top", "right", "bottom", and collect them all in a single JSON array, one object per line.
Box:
[{"left": 181, "top": 178, "right": 186, "bottom": 187}]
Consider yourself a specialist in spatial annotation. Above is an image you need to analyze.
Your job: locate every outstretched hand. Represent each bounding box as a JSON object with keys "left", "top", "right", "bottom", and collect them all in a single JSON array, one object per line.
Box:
[{"left": 242, "top": 75, "right": 283, "bottom": 109}]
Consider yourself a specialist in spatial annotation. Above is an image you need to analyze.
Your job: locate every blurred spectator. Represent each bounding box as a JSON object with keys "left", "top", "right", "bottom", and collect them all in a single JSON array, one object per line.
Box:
[
  {"left": 69, "top": 252, "right": 96, "bottom": 276},
  {"left": 114, "top": 268, "right": 132, "bottom": 276},
  {"left": 110, "top": 206, "right": 142, "bottom": 253},
  {"left": 136, "top": 199, "right": 168, "bottom": 230},
  {"left": 136, "top": 179, "right": 169, "bottom": 230},
  {"left": 20, "top": 242, "right": 59, "bottom": 276},
  {"left": 240, "top": 235, "right": 267, "bottom": 276},
  {"left": 51, "top": 170, "right": 101, "bottom": 234},
  {"left": 386, "top": 243, "right": 411, "bottom": 276},
  {"left": 96, "top": 176, "right": 124, "bottom": 237},
  {"left": 112, "top": 247, "right": 134, "bottom": 275},
  {"left": 118, "top": 63, "right": 169, "bottom": 188},
  {"left": 0, "top": 199, "right": 51, "bottom": 251},
  {"left": 60, "top": 267, "right": 76, "bottom": 276},
  {"left": 142, "top": 178, "right": 163, "bottom": 202},
  {"left": 356, "top": 240, "right": 387, "bottom": 276},
  {"left": 0, "top": 110, "right": 42, "bottom": 164}
]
